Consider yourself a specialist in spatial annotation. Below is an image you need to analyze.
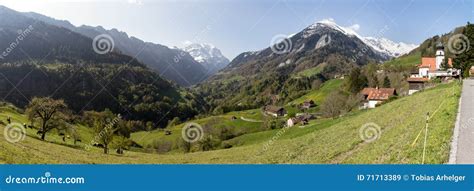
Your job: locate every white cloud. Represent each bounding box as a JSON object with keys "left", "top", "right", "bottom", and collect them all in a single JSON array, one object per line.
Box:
[
  {"left": 127, "top": 0, "right": 143, "bottom": 5},
  {"left": 348, "top": 24, "right": 360, "bottom": 31},
  {"left": 182, "top": 40, "right": 193, "bottom": 46}
]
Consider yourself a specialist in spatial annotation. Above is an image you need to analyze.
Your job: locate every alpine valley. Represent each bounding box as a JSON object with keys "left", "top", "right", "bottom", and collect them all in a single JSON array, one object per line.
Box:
[
  {"left": 0, "top": 5, "right": 209, "bottom": 128},
  {"left": 22, "top": 11, "right": 230, "bottom": 86},
  {"left": 198, "top": 19, "right": 418, "bottom": 112},
  {"left": 0, "top": 3, "right": 471, "bottom": 165}
]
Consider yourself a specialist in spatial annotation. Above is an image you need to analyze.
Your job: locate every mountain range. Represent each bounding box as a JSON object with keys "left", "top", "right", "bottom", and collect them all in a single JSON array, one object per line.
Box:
[
  {"left": 22, "top": 11, "right": 229, "bottom": 87},
  {"left": 0, "top": 4, "right": 423, "bottom": 119},
  {"left": 198, "top": 19, "right": 418, "bottom": 110},
  {"left": 0, "top": 5, "right": 207, "bottom": 128},
  {"left": 313, "top": 19, "right": 418, "bottom": 58}
]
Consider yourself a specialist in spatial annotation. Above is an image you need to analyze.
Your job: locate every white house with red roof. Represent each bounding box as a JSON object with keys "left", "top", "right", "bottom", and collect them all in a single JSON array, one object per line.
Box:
[
  {"left": 411, "top": 42, "right": 460, "bottom": 79},
  {"left": 360, "top": 87, "right": 397, "bottom": 109}
]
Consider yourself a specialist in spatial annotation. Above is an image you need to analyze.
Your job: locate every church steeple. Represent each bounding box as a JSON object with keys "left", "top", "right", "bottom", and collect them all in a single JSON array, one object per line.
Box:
[
  {"left": 435, "top": 42, "right": 445, "bottom": 70},
  {"left": 435, "top": 41, "right": 444, "bottom": 50}
]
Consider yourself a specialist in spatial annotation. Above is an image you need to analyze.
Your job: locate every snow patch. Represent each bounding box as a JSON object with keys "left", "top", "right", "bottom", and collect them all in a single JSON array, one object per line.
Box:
[
  {"left": 182, "top": 42, "right": 230, "bottom": 72},
  {"left": 303, "top": 18, "right": 418, "bottom": 57}
]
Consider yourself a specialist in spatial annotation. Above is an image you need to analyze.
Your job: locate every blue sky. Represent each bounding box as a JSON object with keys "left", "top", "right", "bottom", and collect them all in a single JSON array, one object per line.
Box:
[{"left": 0, "top": 0, "right": 472, "bottom": 59}]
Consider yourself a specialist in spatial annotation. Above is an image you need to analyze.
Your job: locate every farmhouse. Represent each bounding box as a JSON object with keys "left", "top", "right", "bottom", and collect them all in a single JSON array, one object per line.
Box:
[
  {"left": 287, "top": 113, "right": 315, "bottom": 127},
  {"left": 264, "top": 105, "right": 287, "bottom": 117},
  {"left": 407, "top": 77, "right": 430, "bottom": 95},
  {"left": 470, "top": 66, "right": 474, "bottom": 77},
  {"left": 300, "top": 100, "right": 316, "bottom": 109},
  {"left": 360, "top": 87, "right": 397, "bottom": 109}
]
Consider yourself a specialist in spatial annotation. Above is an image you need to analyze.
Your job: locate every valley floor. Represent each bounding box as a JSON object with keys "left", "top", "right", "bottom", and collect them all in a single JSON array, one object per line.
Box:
[{"left": 0, "top": 82, "right": 461, "bottom": 164}]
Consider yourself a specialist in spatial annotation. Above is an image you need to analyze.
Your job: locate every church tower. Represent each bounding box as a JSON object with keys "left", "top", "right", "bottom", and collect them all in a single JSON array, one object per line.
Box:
[{"left": 435, "top": 42, "right": 445, "bottom": 70}]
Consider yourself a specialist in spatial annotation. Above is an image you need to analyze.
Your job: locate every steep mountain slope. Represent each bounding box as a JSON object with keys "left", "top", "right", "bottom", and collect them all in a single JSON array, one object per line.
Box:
[
  {"left": 182, "top": 42, "right": 230, "bottom": 74},
  {"left": 23, "top": 11, "right": 209, "bottom": 87},
  {"left": 198, "top": 19, "right": 414, "bottom": 110},
  {"left": 0, "top": 6, "right": 141, "bottom": 66},
  {"left": 312, "top": 19, "right": 417, "bottom": 58},
  {"left": 0, "top": 6, "right": 206, "bottom": 127}
]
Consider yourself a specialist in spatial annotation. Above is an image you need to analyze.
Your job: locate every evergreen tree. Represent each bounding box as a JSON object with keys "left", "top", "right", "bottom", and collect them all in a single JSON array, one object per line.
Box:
[
  {"left": 453, "top": 22, "right": 474, "bottom": 77},
  {"left": 347, "top": 68, "right": 367, "bottom": 94},
  {"left": 365, "top": 63, "right": 379, "bottom": 87},
  {"left": 383, "top": 76, "right": 391, "bottom": 88}
]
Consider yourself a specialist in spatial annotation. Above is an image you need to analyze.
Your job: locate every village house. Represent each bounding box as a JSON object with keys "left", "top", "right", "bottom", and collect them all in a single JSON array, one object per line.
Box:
[
  {"left": 287, "top": 113, "right": 315, "bottom": 127},
  {"left": 360, "top": 87, "right": 397, "bottom": 109},
  {"left": 407, "top": 77, "right": 430, "bottom": 95},
  {"left": 300, "top": 100, "right": 316, "bottom": 109},
  {"left": 263, "top": 105, "right": 287, "bottom": 117},
  {"left": 470, "top": 66, "right": 474, "bottom": 77},
  {"left": 407, "top": 42, "right": 460, "bottom": 94}
]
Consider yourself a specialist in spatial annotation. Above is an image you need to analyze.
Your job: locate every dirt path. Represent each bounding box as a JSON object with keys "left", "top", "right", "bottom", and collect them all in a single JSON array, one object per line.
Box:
[
  {"left": 240, "top": 116, "right": 263, "bottom": 123},
  {"left": 450, "top": 79, "right": 474, "bottom": 164}
]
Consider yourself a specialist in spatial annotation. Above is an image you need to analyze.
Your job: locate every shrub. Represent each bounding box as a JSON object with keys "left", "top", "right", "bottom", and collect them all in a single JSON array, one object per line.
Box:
[
  {"left": 321, "top": 90, "right": 347, "bottom": 118},
  {"left": 151, "top": 140, "right": 173, "bottom": 154},
  {"left": 176, "top": 138, "right": 192, "bottom": 153},
  {"left": 198, "top": 135, "right": 221, "bottom": 151}
]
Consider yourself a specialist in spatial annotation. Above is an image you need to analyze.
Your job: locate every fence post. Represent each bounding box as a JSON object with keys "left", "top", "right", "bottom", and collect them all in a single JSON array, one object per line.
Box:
[{"left": 422, "top": 112, "right": 430, "bottom": 164}]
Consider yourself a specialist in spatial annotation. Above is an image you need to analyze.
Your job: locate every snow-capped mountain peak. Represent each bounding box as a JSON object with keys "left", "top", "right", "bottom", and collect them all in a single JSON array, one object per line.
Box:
[
  {"left": 315, "top": 18, "right": 359, "bottom": 37},
  {"left": 303, "top": 18, "right": 417, "bottom": 58},
  {"left": 183, "top": 42, "right": 230, "bottom": 73},
  {"left": 361, "top": 37, "right": 418, "bottom": 57}
]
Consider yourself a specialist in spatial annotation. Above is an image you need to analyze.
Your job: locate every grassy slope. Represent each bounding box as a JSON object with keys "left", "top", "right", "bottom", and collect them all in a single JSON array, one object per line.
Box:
[
  {"left": 289, "top": 79, "right": 343, "bottom": 105},
  {"left": 131, "top": 109, "right": 264, "bottom": 147},
  {"left": 383, "top": 52, "right": 421, "bottom": 67},
  {"left": 0, "top": 105, "right": 95, "bottom": 146},
  {"left": 292, "top": 63, "right": 327, "bottom": 78},
  {"left": 0, "top": 82, "right": 460, "bottom": 164}
]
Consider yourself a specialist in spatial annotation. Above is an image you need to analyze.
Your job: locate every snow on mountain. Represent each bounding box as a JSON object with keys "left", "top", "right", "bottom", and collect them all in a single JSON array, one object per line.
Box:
[
  {"left": 361, "top": 37, "right": 418, "bottom": 57},
  {"left": 183, "top": 43, "right": 230, "bottom": 74},
  {"left": 305, "top": 18, "right": 359, "bottom": 37},
  {"left": 305, "top": 18, "right": 417, "bottom": 58}
]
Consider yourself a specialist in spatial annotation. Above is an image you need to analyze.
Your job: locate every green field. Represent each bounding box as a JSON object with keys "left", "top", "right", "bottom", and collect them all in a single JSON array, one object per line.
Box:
[
  {"left": 131, "top": 109, "right": 264, "bottom": 148},
  {"left": 293, "top": 63, "right": 328, "bottom": 78},
  {"left": 383, "top": 52, "right": 421, "bottom": 67},
  {"left": 289, "top": 79, "right": 344, "bottom": 105},
  {"left": 0, "top": 82, "right": 460, "bottom": 164}
]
